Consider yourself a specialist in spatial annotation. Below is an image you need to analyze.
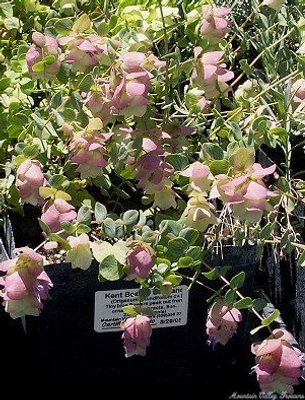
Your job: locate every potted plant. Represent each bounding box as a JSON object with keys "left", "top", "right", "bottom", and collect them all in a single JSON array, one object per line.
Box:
[{"left": 0, "top": 0, "right": 305, "bottom": 395}]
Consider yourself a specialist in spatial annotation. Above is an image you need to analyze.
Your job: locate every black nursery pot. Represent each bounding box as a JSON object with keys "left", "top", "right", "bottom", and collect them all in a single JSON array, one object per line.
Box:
[
  {"left": 8, "top": 246, "right": 260, "bottom": 396},
  {"left": 1, "top": 215, "right": 304, "bottom": 396}
]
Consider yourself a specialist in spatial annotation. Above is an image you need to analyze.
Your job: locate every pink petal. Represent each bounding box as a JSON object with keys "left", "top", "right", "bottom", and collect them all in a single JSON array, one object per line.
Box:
[
  {"left": 203, "top": 64, "right": 218, "bottom": 80},
  {"left": 202, "top": 51, "right": 224, "bottom": 65},
  {"left": 255, "top": 339, "right": 282, "bottom": 356},
  {"left": 244, "top": 181, "right": 268, "bottom": 201},
  {"left": 126, "top": 81, "right": 146, "bottom": 97}
]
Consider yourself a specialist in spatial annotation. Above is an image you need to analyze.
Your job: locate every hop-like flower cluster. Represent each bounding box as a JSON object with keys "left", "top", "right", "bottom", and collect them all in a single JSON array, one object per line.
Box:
[
  {"left": 120, "top": 315, "right": 152, "bottom": 357},
  {"left": 0, "top": 247, "right": 53, "bottom": 318},
  {"left": 16, "top": 159, "right": 46, "bottom": 206},
  {"left": 200, "top": 6, "right": 231, "bottom": 43},
  {"left": 206, "top": 298, "right": 242, "bottom": 347},
  {"left": 251, "top": 329, "right": 304, "bottom": 394},
  {"left": 68, "top": 119, "right": 112, "bottom": 178},
  {"left": 211, "top": 163, "right": 277, "bottom": 223},
  {"left": 26, "top": 32, "right": 61, "bottom": 80}
]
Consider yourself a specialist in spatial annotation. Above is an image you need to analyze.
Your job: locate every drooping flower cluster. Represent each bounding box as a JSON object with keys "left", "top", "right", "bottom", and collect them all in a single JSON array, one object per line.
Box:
[
  {"left": 59, "top": 33, "right": 110, "bottom": 72},
  {"left": 200, "top": 5, "right": 231, "bottom": 43},
  {"left": 206, "top": 298, "right": 242, "bottom": 347},
  {"left": 0, "top": 247, "right": 53, "bottom": 318},
  {"left": 16, "top": 159, "right": 47, "bottom": 206},
  {"left": 66, "top": 233, "right": 92, "bottom": 270},
  {"left": 68, "top": 118, "right": 112, "bottom": 178},
  {"left": 41, "top": 198, "right": 77, "bottom": 232},
  {"left": 26, "top": 32, "right": 61, "bottom": 80},
  {"left": 84, "top": 51, "right": 165, "bottom": 121},
  {"left": 126, "top": 244, "right": 154, "bottom": 280},
  {"left": 211, "top": 162, "right": 277, "bottom": 223},
  {"left": 251, "top": 329, "right": 304, "bottom": 394},
  {"left": 180, "top": 162, "right": 218, "bottom": 232},
  {"left": 191, "top": 49, "right": 234, "bottom": 99},
  {"left": 132, "top": 131, "right": 177, "bottom": 210},
  {"left": 120, "top": 315, "right": 152, "bottom": 357}
]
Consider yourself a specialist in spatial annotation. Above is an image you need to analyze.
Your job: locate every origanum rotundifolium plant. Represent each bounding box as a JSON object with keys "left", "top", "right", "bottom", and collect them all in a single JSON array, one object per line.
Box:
[{"left": 1, "top": 0, "right": 305, "bottom": 394}]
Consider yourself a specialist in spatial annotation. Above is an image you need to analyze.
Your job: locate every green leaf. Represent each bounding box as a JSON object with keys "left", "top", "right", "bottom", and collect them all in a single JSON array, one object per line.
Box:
[
  {"left": 165, "top": 154, "right": 190, "bottom": 171},
  {"left": 49, "top": 174, "right": 67, "bottom": 189},
  {"left": 112, "top": 241, "right": 128, "bottom": 264},
  {"left": 219, "top": 265, "right": 232, "bottom": 276},
  {"left": 32, "top": 61, "right": 46, "bottom": 73},
  {"left": 77, "top": 205, "right": 91, "bottom": 226},
  {"left": 240, "top": 59, "right": 251, "bottom": 74},
  {"left": 97, "top": 21, "right": 109, "bottom": 36},
  {"left": 38, "top": 218, "right": 51, "bottom": 234},
  {"left": 138, "top": 287, "right": 151, "bottom": 301},
  {"left": 43, "top": 55, "right": 56, "bottom": 65},
  {"left": 56, "top": 63, "right": 70, "bottom": 83},
  {"left": 234, "top": 297, "right": 252, "bottom": 309},
  {"left": 134, "top": 306, "right": 156, "bottom": 317},
  {"left": 201, "top": 143, "right": 224, "bottom": 161},
  {"left": 165, "top": 273, "right": 182, "bottom": 287},
  {"left": 91, "top": 241, "right": 113, "bottom": 262},
  {"left": 260, "top": 222, "right": 276, "bottom": 240},
  {"left": 75, "top": 223, "right": 91, "bottom": 234},
  {"left": 251, "top": 298, "right": 267, "bottom": 312},
  {"left": 4, "top": 16, "right": 20, "bottom": 30},
  {"left": 48, "top": 233, "right": 70, "bottom": 250},
  {"left": 202, "top": 268, "right": 220, "bottom": 280},
  {"left": 209, "top": 160, "right": 229, "bottom": 175},
  {"left": 159, "top": 220, "right": 182, "bottom": 236},
  {"left": 61, "top": 221, "right": 76, "bottom": 234},
  {"left": 185, "top": 246, "right": 202, "bottom": 260},
  {"left": 141, "top": 230, "right": 156, "bottom": 243},
  {"left": 0, "top": 77, "right": 11, "bottom": 92},
  {"left": 73, "top": 13, "right": 91, "bottom": 34},
  {"left": 224, "top": 288, "right": 237, "bottom": 305},
  {"left": 230, "top": 271, "right": 245, "bottom": 289},
  {"left": 261, "top": 309, "right": 281, "bottom": 326},
  {"left": 179, "top": 228, "right": 199, "bottom": 245},
  {"left": 276, "top": 176, "right": 290, "bottom": 192},
  {"left": 23, "top": 144, "right": 39, "bottom": 158},
  {"left": 94, "top": 202, "right": 107, "bottom": 223},
  {"left": 232, "top": 147, "right": 255, "bottom": 174},
  {"left": 122, "top": 209, "right": 139, "bottom": 226},
  {"left": 99, "top": 255, "right": 124, "bottom": 281},
  {"left": 168, "top": 237, "right": 188, "bottom": 256},
  {"left": 231, "top": 122, "right": 242, "bottom": 140},
  {"left": 157, "top": 263, "right": 170, "bottom": 274},
  {"left": 51, "top": 92, "right": 63, "bottom": 108},
  {"left": 54, "top": 18, "right": 73, "bottom": 35},
  {"left": 177, "top": 256, "right": 193, "bottom": 268},
  {"left": 122, "top": 305, "right": 138, "bottom": 317},
  {"left": 79, "top": 74, "right": 94, "bottom": 92},
  {"left": 160, "top": 283, "right": 173, "bottom": 297},
  {"left": 103, "top": 217, "right": 116, "bottom": 238}
]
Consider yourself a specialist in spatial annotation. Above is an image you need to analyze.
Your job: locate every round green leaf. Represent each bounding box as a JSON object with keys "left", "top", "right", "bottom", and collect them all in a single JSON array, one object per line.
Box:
[
  {"left": 122, "top": 209, "right": 139, "bottom": 226},
  {"left": 168, "top": 237, "right": 188, "bottom": 256},
  {"left": 94, "top": 202, "right": 107, "bottom": 223},
  {"left": 179, "top": 228, "right": 199, "bottom": 245},
  {"left": 230, "top": 271, "right": 246, "bottom": 289},
  {"left": 103, "top": 217, "right": 116, "bottom": 238},
  {"left": 99, "top": 255, "right": 124, "bottom": 281},
  {"left": 234, "top": 297, "right": 252, "bottom": 310}
]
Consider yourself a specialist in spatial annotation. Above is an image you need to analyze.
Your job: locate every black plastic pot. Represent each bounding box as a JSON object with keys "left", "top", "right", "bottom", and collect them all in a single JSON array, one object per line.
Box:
[
  {"left": 0, "top": 230, "right": 259, "bottom": 395},
  {"left": 1, "top": 212, "right": 305, "bottom": 396}
]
